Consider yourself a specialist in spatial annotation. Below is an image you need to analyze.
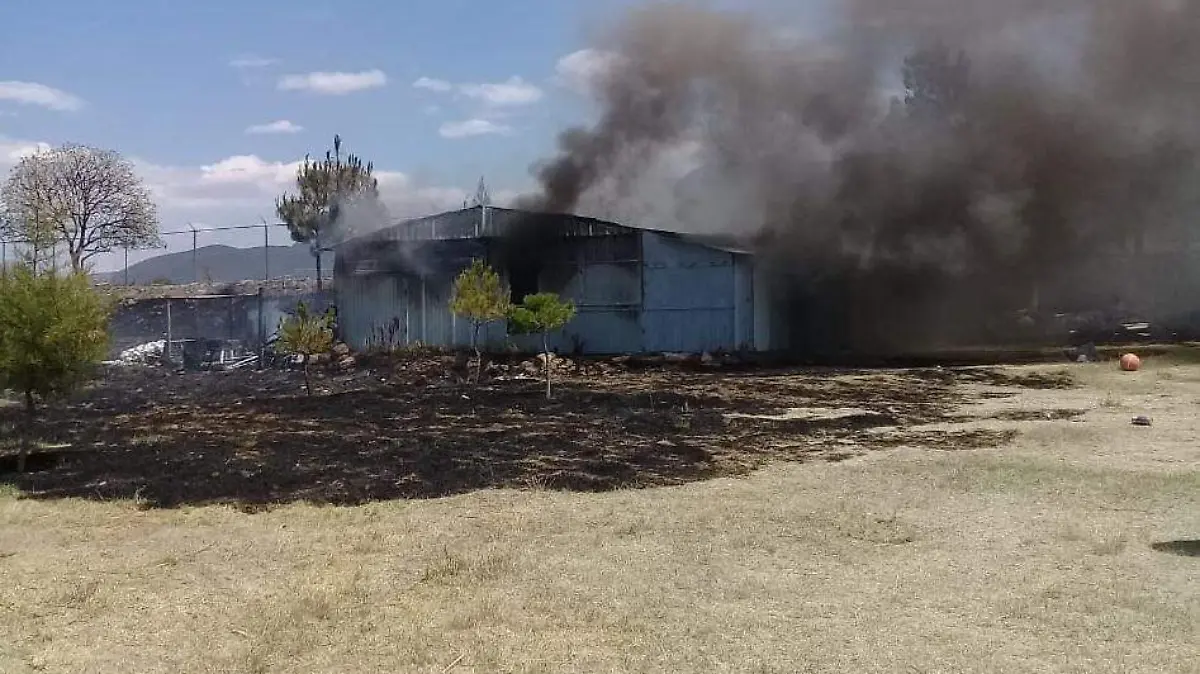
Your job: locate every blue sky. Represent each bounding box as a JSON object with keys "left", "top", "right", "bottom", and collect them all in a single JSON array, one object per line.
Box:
[{"left": 0, "top": 0, "right": 830, "bottom": 270}]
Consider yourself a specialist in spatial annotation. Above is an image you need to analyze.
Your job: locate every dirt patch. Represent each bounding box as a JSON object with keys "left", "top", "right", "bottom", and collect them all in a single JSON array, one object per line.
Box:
[
  {"left": 0, "top": 359, "right": 1066, "bottom": 508},
  {"left": 990, "top": 409, "right": 1088, "bottom": 422}
]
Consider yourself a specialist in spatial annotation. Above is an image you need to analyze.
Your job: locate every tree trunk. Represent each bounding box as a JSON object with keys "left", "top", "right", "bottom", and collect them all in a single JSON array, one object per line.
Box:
[
  {"left": 472, "top": 323, "right": 482, "bottom": 384},
  {"left": 17, "top": 389, "right": 35, "bottom": 473},
  {"left": 543, "top": 331, "right": 552, "bottom": 400},
  {"left": 314, "top": 250, "right": 323, "bottom": 291},
  {"left": 303, "top": 356, "right": 313, "bottom": 396}
]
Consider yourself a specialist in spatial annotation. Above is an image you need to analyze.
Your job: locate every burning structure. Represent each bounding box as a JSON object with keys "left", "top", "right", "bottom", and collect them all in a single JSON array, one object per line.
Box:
[
  {"left": 334, "top": 2, "right": 1200, "bottom": 356},
  {"left": 510, "top": 1, "right": 1200, "bottom": 354},
  {"left": 333, "top": 205, "right": 783, "bottom": 354}
]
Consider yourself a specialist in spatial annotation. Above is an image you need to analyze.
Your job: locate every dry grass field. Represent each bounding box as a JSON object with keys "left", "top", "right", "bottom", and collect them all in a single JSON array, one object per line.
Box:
[{"left": 1, "top": 352, "right": 1197, "bottom": 673}]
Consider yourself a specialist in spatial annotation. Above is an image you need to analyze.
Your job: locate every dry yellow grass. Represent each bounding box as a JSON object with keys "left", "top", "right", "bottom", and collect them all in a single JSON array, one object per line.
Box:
[{"left": 1, "top": 359, "right": 1198, "bottom": 673}]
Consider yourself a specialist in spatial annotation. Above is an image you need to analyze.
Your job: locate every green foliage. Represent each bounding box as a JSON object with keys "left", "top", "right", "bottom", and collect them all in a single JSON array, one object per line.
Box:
[
  {"left": 276, "top": 302, "right": 335, "bottom": 396},
  {"left": 276, "top": 134, "right": 380, "bottom": 247},
  {"left": 508, "top": 293, "right": 576, "bottom": 398},
  {"left": 450, "top": 260, "right": 510, "bottom": 330},
  {"left": 276, "top": 135, "right": 381, "bottom": 289},
  {"left": 0, "top": 265, "right": 111, "bottom": 412},
  {"left": 508, "top": 293, "right": 577, "bottom": 337},
  {"left": 449, "top": 259, "right": 510, "bottom": 383}
]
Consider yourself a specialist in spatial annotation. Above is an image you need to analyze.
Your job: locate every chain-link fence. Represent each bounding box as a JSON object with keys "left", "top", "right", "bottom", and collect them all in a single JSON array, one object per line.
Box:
[
  {"left": 1, "top": 222, "right": 334, "bottom": 286},
  {"left": 107, "top": 284, "right": 335, "bottom": 369}
]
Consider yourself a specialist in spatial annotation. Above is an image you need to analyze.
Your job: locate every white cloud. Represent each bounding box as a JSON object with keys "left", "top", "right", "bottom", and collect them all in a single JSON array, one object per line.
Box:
[
  {"left": 0, "top": 132, "right": 493, "bottom": 271},
  {"left": 0, "top": 135, "right": 51, "bottom": 165},
  {"left": 278, "top": 69, "right": 387, "bottom": 95},
  {"left": 459, "top": 76, "right": 543, "bottom": 106},
  {"left": 245, "top": 120, "right": 304, "bottom": 135},
  {"left": 413, "top": 77, "right": 453, "bottom": 92},
  {"left": 415, "top": 75, "right": 544, "bottom": 107},
  {"left": 554, "top": 49, "right": 624, "bottom": 95},
  {"left": 0, "top": 81, "right": 84, "bottom": 111},
  {"left": 229, "top": 55, "right": 279, "bottom": 69},
  {"left": 438, "top": 119, "right": 514, "bottom": 139}
]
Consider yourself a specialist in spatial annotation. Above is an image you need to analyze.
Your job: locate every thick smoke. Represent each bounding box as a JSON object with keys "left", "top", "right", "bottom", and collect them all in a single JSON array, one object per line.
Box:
[{"left": 523, "top": 0, "right": 1200, "bottom": 353}]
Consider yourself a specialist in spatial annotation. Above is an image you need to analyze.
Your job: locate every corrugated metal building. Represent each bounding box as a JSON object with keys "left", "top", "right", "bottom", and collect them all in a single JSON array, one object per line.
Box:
[{"left": 333, "top": 206, "right": 780, "bottom": 355}]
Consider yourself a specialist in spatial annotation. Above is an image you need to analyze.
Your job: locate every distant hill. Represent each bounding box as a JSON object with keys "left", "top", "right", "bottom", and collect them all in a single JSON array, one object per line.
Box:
[{"left": 94, "top": 244, "right": 335, "bottom": 285}]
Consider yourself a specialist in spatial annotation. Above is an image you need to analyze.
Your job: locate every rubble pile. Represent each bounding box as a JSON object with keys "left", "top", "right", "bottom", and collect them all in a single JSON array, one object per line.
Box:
[{"left": 110, "top": 340, "right": 166, "bottom": 366}]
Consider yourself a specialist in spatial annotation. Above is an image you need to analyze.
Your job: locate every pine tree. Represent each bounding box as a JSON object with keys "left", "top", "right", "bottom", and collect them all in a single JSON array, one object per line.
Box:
[
  {"left": 0, "top": 266, "right": 111, "bottom": 471},
  {"left": 276, "top": 135, "right": 382, "bottom": 289},
  {"left": 508, "top": 293, "right": 576, "bottom": 399},
  {"left": 449, "top": 259, "right": 510, "bottom": 382}
]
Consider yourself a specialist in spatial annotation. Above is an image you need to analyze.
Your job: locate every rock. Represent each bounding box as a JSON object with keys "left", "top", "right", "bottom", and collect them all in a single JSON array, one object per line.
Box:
[
  {"left": 534, "top": 353, "right": 572, "bottom": 371},
  {"left": 333, "top": 342, "right": 351, "bottom": 357},
  {"left": 1132, "top": 416, "right": 1153, "bottom": 427},
  {"left": 338, "top": 355, "right": 356, "bottom": 371},
  {"left": 1120, "top": 353, "right": 1142, "bottom": 372}
]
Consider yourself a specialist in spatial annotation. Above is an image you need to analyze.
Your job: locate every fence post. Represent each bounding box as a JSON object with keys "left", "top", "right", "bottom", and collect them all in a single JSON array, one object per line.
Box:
[
  {"left": 191, "top": 225, "right": 198, "bottom": 283},
  {"left": 263, "top": 222, "right": 270, "bottom": 280},
  {"left": 257, "top": 286, "right": 265, "bottom": 371},
  {"left": 165, "top": 298, "right": 173, "bottom": 366}
]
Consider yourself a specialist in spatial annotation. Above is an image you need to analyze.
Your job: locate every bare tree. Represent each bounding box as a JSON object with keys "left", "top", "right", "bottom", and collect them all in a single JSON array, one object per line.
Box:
[
  {"left": 0, "top": 144, "right": 161, "bottom": 273},
  {"left": 0, "top": 152, "right": 61, "bottom": 272}
]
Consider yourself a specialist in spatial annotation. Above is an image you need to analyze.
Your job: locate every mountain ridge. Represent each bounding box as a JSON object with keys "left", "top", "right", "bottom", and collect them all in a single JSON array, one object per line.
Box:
[{"left": 93, "top": 243, "right": 335, "bottom": 285}]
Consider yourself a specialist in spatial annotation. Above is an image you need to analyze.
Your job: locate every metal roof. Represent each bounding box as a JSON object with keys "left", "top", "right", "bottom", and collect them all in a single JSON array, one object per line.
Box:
[{"left": 336, "top": 206, "right": 755, "bottom": 255}]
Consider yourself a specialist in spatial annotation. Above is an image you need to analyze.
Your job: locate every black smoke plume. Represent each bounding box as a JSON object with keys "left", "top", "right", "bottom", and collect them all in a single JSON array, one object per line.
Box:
[{"left": 522, "top": 1, "right": 1200, "bottom": 353}]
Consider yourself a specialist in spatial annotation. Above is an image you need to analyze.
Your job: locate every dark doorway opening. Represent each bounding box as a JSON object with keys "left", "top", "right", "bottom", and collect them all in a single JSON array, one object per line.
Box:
[{"left": 510, "top": 262, "right": 541, "bottom": 304}]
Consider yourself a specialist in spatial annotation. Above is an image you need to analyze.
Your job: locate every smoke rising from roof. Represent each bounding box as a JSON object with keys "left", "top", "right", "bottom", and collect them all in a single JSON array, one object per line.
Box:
[{"left": 522, "top": 1, "right": 1200, "bottom": 353}]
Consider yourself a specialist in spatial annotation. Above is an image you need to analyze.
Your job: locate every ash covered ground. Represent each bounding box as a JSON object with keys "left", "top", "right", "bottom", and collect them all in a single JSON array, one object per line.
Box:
[{"left": 0, "top": 353, "right": 1077, "bottom": 508}]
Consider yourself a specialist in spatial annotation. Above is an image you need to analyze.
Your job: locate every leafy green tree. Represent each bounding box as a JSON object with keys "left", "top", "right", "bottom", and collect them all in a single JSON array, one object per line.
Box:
[
  {"left": 508, "top": 292, "right": 576, "bottom": 399},
  {"left": 0, "top": 266, "right": 111, "bottom": 472},
  {"left": 276, "top": 135, "right": 383, "bottom": 290},
  {"left": 276, "top": 302, "right": 335, "bottom": 396},
  {"left": 449, "top": 259, "right": 510, "bottom": 383}
]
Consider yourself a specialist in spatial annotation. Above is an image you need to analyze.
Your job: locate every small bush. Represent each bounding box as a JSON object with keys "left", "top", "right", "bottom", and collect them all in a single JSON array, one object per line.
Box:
[{"left": 276, "top": 302, "right": 335, "bottom": 396}]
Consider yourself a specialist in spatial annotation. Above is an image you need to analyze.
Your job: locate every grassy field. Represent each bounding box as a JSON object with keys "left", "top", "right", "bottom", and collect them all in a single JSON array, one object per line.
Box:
[{"left": 1, "top": 354, "right": 1197, "bottom": 673}]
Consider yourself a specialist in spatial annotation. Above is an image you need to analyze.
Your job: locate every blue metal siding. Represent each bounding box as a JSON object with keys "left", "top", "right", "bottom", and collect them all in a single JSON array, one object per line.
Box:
[
  {"left": 336, "top": 226, "right": 763, "bottom": 355},
  {"left": 733, "top": 255, "right": 755, "bottom": 350},
  {"left": 640, "top": 232, "right": 740, "bottom": 353},
  {"left": 338, "top": 274, "right": 408, "bottom": 350}
]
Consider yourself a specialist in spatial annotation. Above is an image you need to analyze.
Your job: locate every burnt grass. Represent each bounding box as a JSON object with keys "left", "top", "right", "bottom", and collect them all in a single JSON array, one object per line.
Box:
[{"left": 0, "top": 356, "right": 1067, "bottom": 509}]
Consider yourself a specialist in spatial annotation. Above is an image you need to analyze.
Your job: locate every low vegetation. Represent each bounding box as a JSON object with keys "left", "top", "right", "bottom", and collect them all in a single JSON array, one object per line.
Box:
[
  {"left": 0, "top": 266, "right": 110, "bottom": 472},
  {"left": 275, "top": 301, "right": 335, "bottom": 396},
  {"left": 449, "top": 259, "right": 511, "bottom": 383},
  {"left": 508, "top": 292, "right": 577, "bottom": 398}
]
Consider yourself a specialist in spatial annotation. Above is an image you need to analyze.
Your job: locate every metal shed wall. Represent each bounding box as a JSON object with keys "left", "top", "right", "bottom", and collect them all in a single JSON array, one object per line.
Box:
[
  {"left": 639, "top": 232, "right": 753, "bottom": 353},
  {"left": 335, "top": 221, "right": 762, "bottom": 355}
]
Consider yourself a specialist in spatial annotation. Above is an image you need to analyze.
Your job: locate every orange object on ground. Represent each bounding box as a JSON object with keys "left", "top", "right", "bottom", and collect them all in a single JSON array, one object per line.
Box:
[{"left": 1120, "top": 354, "right": 1142, "bottom": 372}]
